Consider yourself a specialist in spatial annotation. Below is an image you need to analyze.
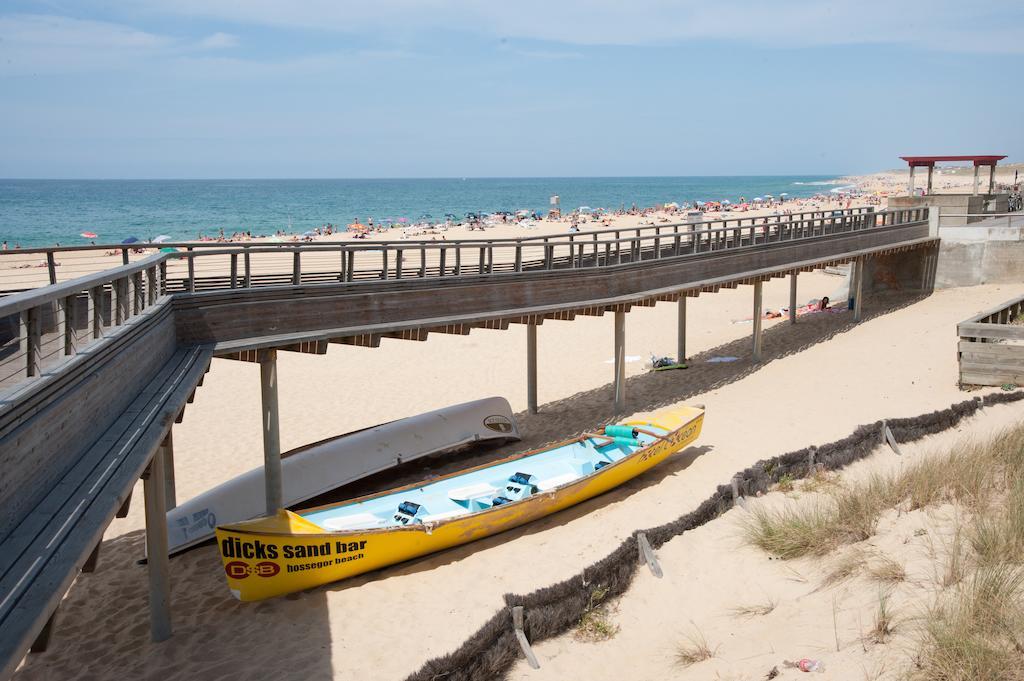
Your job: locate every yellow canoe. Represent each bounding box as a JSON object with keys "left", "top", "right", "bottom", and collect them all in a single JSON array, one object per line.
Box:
[{"left": 215, "top": 405, "right": 704, "bottom": 601}]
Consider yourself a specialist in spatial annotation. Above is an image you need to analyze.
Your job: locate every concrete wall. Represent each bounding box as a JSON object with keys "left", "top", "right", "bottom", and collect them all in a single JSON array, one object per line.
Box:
[
  {"left": 935, "top": 214, "right": 1024, "bottom": 288},
  {"left": 890, "top": 193, "right": 1009, "bottom": 226},
  {"left": 862, "top": 246, "right": 935, "bottom": 296}
]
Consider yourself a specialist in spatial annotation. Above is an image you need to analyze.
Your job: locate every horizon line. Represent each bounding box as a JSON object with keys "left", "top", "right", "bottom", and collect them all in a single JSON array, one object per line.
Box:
[{"left": 0, "top": 173, "right": 850, "bottom": 182}]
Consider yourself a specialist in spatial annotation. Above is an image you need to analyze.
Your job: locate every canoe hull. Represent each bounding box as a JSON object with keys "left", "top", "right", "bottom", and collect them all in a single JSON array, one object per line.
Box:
[{"left": 215, "top": 406, "right": 703, "bottom": 601}]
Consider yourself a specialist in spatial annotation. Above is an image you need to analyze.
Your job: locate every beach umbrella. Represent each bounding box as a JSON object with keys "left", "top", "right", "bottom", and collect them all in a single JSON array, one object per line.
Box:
[
  {"left": 80, "top": 231, "right": 98, "bottom": 239},
  {"left": 302, "top": 230, "right": 317, "bottom": 237},
  {"left": 780, "top": 192, "right": 789, "bottom": 197},
  {"left": 722, "top": 200, "right": 731, "bottom": 204},
  {"left": 152, "top": 235, "right": 172, "bottom": 243},
  {"left": 121, "top": 237, "right": 139, "bottom": 244},
  {"left": 398, "top": 217, "right": 408, "bottom": 223}
]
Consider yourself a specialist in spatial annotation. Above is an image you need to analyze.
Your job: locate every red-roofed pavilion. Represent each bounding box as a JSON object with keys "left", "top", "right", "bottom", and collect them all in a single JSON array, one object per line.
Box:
[{"left": 899, "top": 155, "right": 1007, "bottom": 196}]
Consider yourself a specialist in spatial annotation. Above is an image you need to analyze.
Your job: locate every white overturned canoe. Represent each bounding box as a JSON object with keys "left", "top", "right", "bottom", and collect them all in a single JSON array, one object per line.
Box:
[{"left": 165, "top": 397, "right": 519, "bottom": 554}]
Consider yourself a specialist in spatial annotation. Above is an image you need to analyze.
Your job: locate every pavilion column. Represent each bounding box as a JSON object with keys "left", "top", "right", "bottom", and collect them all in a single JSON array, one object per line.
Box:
[
  {"left": 259, "top": 349, "right": 283, "bottom": 515},
  {"left": 613, "top": 309, "right": 626, "bottom": 414},
  {"left": 908, "top": 165, "right": 916, "bottom": 194},
  {"left": 752, "top": 281, "right": 763, "bottom": 363},
  {"left": 143, "top": 449, "right": 172, "bottom": 642},
  {"left": 677, "top": 297, "right": 687, "bottom": 362},
  {"left": 853, "top": 257, "right": 866, "bottom": 322},
  {"left": 973, "top": 165, "right": 980, "bottom": 196},
  {"left": 988, "top": 164, "right": 996, "bottom": 193},
  {"left": 788, "top": 273, "right": 798, "bottom": 324},
  {"left": 926, "top": 166, "right": 934, "bottom": 195},
  {"left": 526, "top": 322, "right": 538, "bottom": 414}
]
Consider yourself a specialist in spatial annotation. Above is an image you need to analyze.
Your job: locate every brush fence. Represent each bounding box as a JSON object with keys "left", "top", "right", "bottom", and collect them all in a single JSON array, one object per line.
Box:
[{"left": 406, "top": 391, "right": 1024, "bottom": 681}]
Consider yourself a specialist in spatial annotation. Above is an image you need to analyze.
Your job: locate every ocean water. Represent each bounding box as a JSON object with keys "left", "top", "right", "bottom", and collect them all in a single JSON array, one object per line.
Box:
[{"left": 0, "top": 176, "right": 843, "bottom": 248}]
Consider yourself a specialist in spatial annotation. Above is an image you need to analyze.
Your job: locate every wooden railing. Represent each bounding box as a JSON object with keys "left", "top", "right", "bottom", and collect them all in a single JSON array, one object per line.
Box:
[
  {"left": 0, "top": 206, "right": 879, "bottom": 291},
  {"left": 0, "top": 255, "right": 167, "bottom": 391},
  {"left": 957, "top": 294, "right": 1024, "bottom": 387},
  {"left": 0, "top": 206, "right": 929, "bottom": 394}
]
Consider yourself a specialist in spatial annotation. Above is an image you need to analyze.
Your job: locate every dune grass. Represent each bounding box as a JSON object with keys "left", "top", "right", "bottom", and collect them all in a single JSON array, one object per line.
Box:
[
  {"left": 739, "top": 421, "right": 1024, "bottom": 680},
  {"left": 728, "top": 598, "right": 777, "bottom": 619},
  {"left": 575, "top": 586, "right": 618, "bottom": 642},
  {"left": 675, "top": 627, "right": 717, "bottom": 668}
]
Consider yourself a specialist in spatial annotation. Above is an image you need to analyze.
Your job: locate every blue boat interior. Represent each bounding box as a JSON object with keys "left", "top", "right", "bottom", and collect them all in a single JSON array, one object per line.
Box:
[{"left": 300, "top": 425, "right": 669, "bottom": 531}]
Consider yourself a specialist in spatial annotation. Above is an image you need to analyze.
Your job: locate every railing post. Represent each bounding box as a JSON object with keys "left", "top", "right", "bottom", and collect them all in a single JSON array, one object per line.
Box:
[
  {"left": 439, "top": 246, "right": 447, "bottom": 276},
  {"left": 133, "top": 271, "right": 144, "bottom": 314},
  {"left": 121, "top": 248, "right": 129, "bottom": 266},
  {"left": 488, "top": 243, "right": 494, "bottom": 273},
  {"left": 230, "top": 253, "right": 238, "bottom": 288},
  {"left": 159, "top": 260, "right": 167, "bottom": 295},
  {"left": 346, "top": 250, "right": 355, "bottom": 281},
  {"left": 928, "top": 206, "right": 941, "bottom": 238},
  {"left": 292, "top": 250, "right": 301, "bottom": 285},
  {"left": 544, "top": 240, "right": 553, "bottom": 270},
  {"left": 419, "top": 247, "right": 426, "bottom": 278},
  {"left": 46, "top": 252, "right": 57, "bottom": 285},
  {"left": 381, "top": 248, "right": 388, "bottom": 280},
  {"left": 395, "top": 248, "right": 403, "bottom": 279},
  {"left": 476, "top": 245, "right": 483, "bottom": 274},
  {"left": 147, "top": 266, "right": 157, "bottom": 305},
  {"left": 89, "top": 285, "right": 104, "bottom": 338},
  {"left": 114, "top": 278, "right": 126, "bottom": 325},
  {"left": 515, "top": 244, "right": 523, "bottom": 272},
  {"left": 186, "top": 248, "right": 195, "bottom": 293},
  {"left": 338, "top": 246, "right": 346, "bottom": 282},
  {"left": 23, "top": 307, "right": 41, "bottom": 377},
  {"left": 244, "top": 248, "right": 252, "bottom": 288},
  {"left": 62, "top": 294, "right": 77, "bottom": 356}
]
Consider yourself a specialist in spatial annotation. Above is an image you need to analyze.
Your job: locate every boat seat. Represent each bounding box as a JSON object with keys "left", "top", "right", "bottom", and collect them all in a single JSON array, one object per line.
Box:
[
  {"left": 317, "top": 513, "right": 380, "bottom": 531},
  {"left": 420, "top": 509, "right": 464, "bottom": 523},
  {"left": 502, "top": 472, "right": 537, "bottom": 501},
  {"left": 535, "top": 472, "right": 578, "bottom": 491},
  {"left": 448, "top": 483, "right": 498, "bottom": 502}
]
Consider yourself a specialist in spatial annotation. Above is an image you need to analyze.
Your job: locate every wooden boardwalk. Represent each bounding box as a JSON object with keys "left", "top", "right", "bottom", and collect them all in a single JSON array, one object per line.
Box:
[{"left": 0, "top": 207, "right": 937, "bottom": 679}]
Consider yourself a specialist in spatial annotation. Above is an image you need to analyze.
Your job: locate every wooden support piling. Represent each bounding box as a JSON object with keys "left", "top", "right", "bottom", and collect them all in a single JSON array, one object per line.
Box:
[
  {"left": 527, "top": 322, "right": 538, "bottom": 414},
  {"left": 259, "top": 349, "right": 283, "bottom": 514},
  {"left": 143, "top": 450, "right": 172, "bottom": 642},
  {"left": 614, "top": 309, "right": 626, "bottom": 414},
  {"left": 677, "top": 296, "right": 687, "bottom": 362},
  {"left": 752, "top": 280, "right": 764, "bottom": 363},
  {"left": 162, "top": 431, "right": 177, "bottom": 510},
  {"left": 789, "top": 272, "right": 798, "bottom": 324},
  {"left": 853, "top": 257, "right": 865, "bottom": 323}
]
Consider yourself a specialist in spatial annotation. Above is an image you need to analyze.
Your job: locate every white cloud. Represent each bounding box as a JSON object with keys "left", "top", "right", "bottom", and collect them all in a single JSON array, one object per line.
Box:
[
  {"left": 198, "top": 31, "right": 239, "bottom": 49},
  {"left": 136, "top": 0, "right": 1024, "bottom": 53}
]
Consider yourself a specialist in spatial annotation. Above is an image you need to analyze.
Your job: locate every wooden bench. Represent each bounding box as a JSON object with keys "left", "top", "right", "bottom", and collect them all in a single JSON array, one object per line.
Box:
[{"left": 0, "top": 330, "right": 211, "bottom": 679}]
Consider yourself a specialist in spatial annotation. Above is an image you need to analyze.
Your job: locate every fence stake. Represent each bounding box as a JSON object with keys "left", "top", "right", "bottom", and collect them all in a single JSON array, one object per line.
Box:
[
  {"left": 882, "top": 421, "right": 902, "bottom": 456},
  {"left": 636, "top": 531, "right": 663, "bottom": 578},
  {"left": 512, "top": 606, "right": 540, "bottom": 670}
]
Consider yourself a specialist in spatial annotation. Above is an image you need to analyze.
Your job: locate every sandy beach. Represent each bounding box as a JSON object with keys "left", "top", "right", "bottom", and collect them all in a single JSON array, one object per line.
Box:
[{"left": 11, "top": 274, "right": 1020, "bottom": 680}]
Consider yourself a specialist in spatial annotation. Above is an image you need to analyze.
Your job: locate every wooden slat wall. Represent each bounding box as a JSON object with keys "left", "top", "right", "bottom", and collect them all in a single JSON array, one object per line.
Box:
[{"left": 0, "top": 303, "right": 178, "bottom": 540}]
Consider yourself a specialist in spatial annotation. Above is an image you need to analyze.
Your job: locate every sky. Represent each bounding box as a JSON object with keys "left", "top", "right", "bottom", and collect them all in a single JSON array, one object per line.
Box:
[{"left": 0, "top": 0, "right": 1022, "bottom": 179}]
